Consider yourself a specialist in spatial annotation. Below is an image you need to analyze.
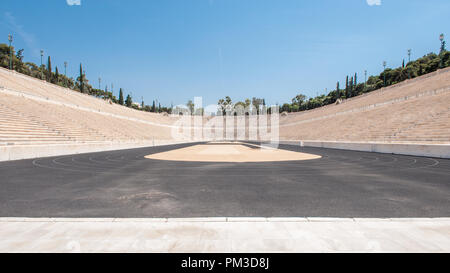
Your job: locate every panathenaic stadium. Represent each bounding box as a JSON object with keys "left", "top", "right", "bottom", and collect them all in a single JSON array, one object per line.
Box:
[{"left": 0, "top": 66, "right": 449, "bottom": 252}]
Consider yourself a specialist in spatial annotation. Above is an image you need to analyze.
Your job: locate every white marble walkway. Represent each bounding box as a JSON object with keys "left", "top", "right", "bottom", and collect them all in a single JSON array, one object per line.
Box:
[{"left": 0, "top": 218, "right": 449, "bottom": 253}]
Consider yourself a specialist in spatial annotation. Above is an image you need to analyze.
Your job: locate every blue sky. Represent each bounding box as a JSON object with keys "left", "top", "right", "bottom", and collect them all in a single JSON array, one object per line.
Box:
[{"left": 1, "top": 0, "right": 449, "bottom": 107}]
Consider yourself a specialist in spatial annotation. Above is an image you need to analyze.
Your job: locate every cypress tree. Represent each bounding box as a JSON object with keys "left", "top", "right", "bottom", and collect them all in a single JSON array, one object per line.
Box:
[
  {"left": 354, "top": 73, "right": 357, "bottom": 85},
  {"left": 440, "top": 34, "right": 446, "bottom": 54},
  {"left": 47, "top": 56, "right": 52, "bottom": 82},
  {"left": 345, "top": 76, "right": 349, "bottom": 98},
  {"left": 152, "top": 101, "right": 156, "bottom": 112},
  {"left": 119, "top": 88, "right": 124, "bottom": 105},
  {"left": 55, "top": 66, "right": 59, "bottom": 84},
  {"left": 439, "top": 34, "right": 445, "bottom": 68},
  {"left": 79, "top": 63, "right": 84, "bottom": 93},
  {"left": 336, "top": 81, "right": 340, "bottom": 100},
  {"left": 125, "top": 94, "right": 132, "bottom": 107},
  {"left": 349, "top": 77, "right": 354, "bottom": 98}
]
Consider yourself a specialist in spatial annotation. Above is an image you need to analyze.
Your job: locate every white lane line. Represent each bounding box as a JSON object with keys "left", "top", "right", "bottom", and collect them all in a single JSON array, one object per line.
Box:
[{"left": 427, "top": 158, "right": 440, "bottom": 167}]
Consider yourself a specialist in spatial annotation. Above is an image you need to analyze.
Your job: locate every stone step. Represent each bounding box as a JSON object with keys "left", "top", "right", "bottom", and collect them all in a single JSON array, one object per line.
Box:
[
  {"left": 0, "top": 114, "right": 28, "bottom": 119},
  {"left": 0, "top": 125, "right": 57, "bottom": 131},
  {"left": 0, "top": 135, "right": 70, "bottom": 139},
  {"left": 0, "top": 126, "right": 55, "bottom": 131},
  {"left": 0, "top": 119, "right": 44, "bottom": 125},
  {"left": 0, "top": 131, "right": 61, "bottom": 136},
  {"left": 0, "top": 140, "right": 109, "bottom": 146}
]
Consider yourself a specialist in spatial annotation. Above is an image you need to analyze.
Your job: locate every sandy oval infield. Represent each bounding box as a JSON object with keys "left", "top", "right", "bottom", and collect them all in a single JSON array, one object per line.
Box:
[{"left": 145, "top": 143, "right": 322, "bottom": 162}]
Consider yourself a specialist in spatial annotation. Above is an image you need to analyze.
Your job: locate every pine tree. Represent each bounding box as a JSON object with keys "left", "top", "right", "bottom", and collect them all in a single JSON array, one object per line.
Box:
[
  {"left": 47, "top": 56, "right": 52, "bottom": 82},
  {"left": 79, "top": 63, "right": 84, "bottom": 93},
  {"left": 119, "top": 88, "right": 124, "bottom": 105}
]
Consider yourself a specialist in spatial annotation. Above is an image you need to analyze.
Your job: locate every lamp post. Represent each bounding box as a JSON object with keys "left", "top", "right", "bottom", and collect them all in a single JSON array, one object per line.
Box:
[
  {"left": 383, "top": 61, "right": 387, "bottom": 87},
  {"left": 8, "top": 34, "right": 13, "bottom": 70},
  {"left": 40, "top": 50, "right": 44, "bottom": 79}
]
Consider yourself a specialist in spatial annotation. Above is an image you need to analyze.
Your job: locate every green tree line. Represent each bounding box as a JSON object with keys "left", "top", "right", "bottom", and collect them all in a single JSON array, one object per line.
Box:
[
  {"left": 281, "top": 36, "right": 449, "bottom": 113},
  {"left": 0, "top": 42, "right": 170, "bottom": 114},
  {"left": 215, "top": 96, "right": 268, "bottom": 115}
]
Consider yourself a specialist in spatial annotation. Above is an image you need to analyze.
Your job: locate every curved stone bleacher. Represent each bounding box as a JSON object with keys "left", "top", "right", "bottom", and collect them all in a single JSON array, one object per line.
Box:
[
  {"left": 0, "top": 92, "right": 175, "bottom": 146},
  {"left": 280, "top": 67, "right": 450, "bottom": 143},
  {"left": 0, "top": 68, "right": 176, "bottom": 147},
  {"left": 0, "top": 102, "right": 73, "bottom": 145},
  {"left": 0, "top": 67, "right": 178, "bottom": 127}
]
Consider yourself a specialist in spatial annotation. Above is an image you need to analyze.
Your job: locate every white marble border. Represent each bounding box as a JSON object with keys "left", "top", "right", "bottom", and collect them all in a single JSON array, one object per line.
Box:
[{"left": 1, "top": 217, "right": 449, "bottom": 223}]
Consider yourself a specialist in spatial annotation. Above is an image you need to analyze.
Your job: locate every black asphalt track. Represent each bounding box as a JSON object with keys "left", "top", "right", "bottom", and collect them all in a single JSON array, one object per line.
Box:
[{"left": 0, "top": 142, "right": 449, "bottom": 218}]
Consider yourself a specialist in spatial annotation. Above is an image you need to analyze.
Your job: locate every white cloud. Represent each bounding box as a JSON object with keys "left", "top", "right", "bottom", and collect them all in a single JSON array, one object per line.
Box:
[
  {"left": 367, "top": 0, "right": 381, "bottom": 6},
  {"left": 66, "top": 0, "right": 81, "bottom": 6}
]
